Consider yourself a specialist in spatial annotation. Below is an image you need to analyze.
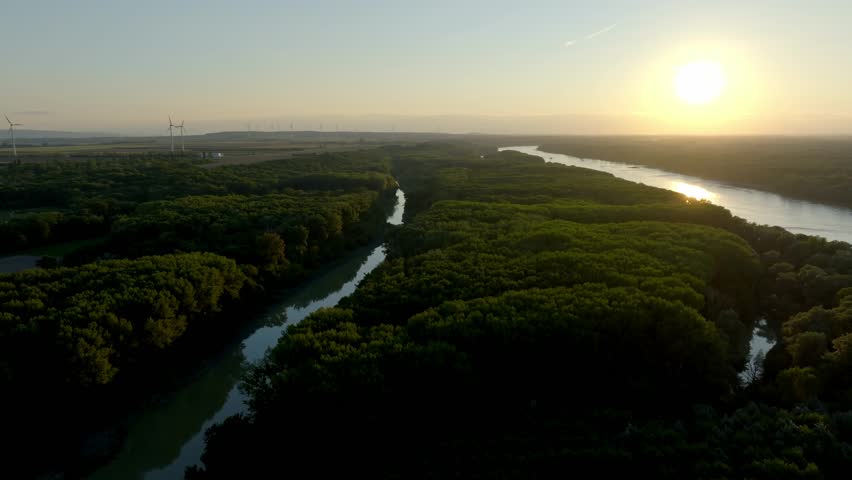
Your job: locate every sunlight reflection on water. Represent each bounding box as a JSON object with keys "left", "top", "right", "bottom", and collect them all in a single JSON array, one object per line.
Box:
[
  {"left": 499, "top": 146, "right": 852, "bottom": 244},
  {"left": 671, "top": 181, "right": 716, "bottom": 201}
]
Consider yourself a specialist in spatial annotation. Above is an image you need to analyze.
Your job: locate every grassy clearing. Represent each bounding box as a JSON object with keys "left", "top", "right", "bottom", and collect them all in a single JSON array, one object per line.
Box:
[{"left": 24, "top": 237, "right": 108, "bottom": 257}]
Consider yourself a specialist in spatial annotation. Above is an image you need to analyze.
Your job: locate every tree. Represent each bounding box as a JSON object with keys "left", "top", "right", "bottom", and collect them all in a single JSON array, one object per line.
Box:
[
  {"left": 787, "top": 331, "right": 828, "bottom": 367},
  {"left": 256, "top": 232, "right": 287, "bottom": 268}
]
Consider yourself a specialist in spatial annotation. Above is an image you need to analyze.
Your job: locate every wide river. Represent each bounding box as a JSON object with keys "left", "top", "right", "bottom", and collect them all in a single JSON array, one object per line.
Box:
[
  {"left": 91, "top": 189, "right": 406, "bottom": 479},
  {"left": 500, "top": 146, "right": 852, "bottom": 245},
  {"left": 499, "top": 145, "right": 852, "bottom": 382}
]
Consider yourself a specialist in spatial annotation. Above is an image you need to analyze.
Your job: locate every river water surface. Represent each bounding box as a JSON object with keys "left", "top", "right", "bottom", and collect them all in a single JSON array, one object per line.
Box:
[
  {"left": 500, "top": 146, "right": 852, "bottom": 244},
  {"left": 91, "top": 189, "right": 406, "bottom": 479}
]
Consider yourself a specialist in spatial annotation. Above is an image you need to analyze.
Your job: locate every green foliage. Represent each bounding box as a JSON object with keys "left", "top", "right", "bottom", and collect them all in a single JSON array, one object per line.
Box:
[
  {"left": 193, "top": 143, "right": 852, "bottom": 478},
  {"left": 1, "top": 148, "right": 401, "bottom": 475},
  {"left": 109, "top": 190, "right": 382, "bottom": 266},
  {"left": 0, "top": 151, "right": 394, "bottom": 256},
  {"left": 771, "top": 289, "right": 852, "bottom": 403},
  {"left": 0, "top": 252, "right": 247, "bottom": 388}
]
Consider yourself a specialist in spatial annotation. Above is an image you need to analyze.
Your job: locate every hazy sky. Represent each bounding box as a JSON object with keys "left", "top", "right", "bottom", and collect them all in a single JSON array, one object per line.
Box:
[{"left": 3, "top": 0, "right": 851, "bottom": 134}]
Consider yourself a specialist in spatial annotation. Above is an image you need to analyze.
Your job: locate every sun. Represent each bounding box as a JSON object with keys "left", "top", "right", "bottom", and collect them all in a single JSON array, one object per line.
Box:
[{"left": 674, "top": 60, "right": 727, "bottom": 105}]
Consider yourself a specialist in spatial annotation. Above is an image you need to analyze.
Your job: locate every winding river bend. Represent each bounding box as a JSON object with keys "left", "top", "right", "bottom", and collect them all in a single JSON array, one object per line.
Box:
[
  {"left": 90, "top": 147, "right": 851, "bottom": 476},
  {"left": 91, "top": 189, "right": 406, "bottom": 479},
  {"left": 500, "top": 146, "right": 852, "bottom": 245},
  {"left": 499, "top": 145, "right": 852, "bottom": 381}
]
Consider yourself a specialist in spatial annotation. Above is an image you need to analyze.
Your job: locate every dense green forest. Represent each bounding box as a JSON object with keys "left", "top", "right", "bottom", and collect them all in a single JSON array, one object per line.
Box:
[
  {"left": 0, "top": 151, "right": 393, "bottom": 255},
  {"left": 188, "top": 144, "right": 852, "bottom": 479},
  {"left": 0, "top": 151, "right": 398, "bottom": 474},
  {"left": 3, "top": 142, "right": 852, "bottom": 477},
  {"left": 539, "top": 136, "right": 852, "bottom": 209}
]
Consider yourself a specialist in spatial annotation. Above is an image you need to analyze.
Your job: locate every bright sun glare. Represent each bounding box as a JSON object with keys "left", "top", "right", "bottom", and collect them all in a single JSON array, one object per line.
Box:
[
  {"left": 674, "top": 60, "right": 727, "bottom": 105},
  {"left": 672, "top": 182, "right": 716, "bottom": 202}
]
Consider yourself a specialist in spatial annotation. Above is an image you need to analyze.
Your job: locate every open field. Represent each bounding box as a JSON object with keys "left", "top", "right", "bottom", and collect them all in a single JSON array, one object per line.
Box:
[
  {"left": 0, "top": 131, "right": 470, "bottom": 169},
  {"left": 22, "top": 237, "right": 108, "bottom": 257},
  {"left": 2, "top": 131, "right": 459, "bottom": 157},
  {"left": 198, "top": 143, "right": 380, "bottom": 167}
]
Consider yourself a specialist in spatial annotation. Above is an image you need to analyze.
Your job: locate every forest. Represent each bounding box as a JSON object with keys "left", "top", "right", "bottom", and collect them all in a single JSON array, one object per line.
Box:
[
  {"left": 0, "top": 150, "right": 398, "bottom": 474},
  {"left": 3, "top": 142, "right": 852, "bottom": 478},
  {"left": 539, "top": 136, "right": 852, "bottom": 209},
  {"left": 0, "top": 151, "right": 394, "bottom": 255},
  {"left": 187, "top": 144, "right": 852, "bottom": 479}
]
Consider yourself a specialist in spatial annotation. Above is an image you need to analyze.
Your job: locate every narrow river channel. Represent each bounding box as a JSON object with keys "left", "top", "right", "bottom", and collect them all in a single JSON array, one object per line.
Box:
[
  {"left": 91, "top": 145, "right": 852, "bottom": 477},
  {"left": 91, "top": 189, "right": 406, "bottom": 479}
]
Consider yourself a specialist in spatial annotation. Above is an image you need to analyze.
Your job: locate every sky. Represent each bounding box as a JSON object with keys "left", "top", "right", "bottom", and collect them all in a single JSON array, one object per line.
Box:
[{"left": 2, "top": 0, "right": 851, "bottom": 135}]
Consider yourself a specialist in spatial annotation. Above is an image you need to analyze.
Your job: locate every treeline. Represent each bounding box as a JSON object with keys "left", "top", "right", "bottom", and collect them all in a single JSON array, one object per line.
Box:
[
  {"left": 0, "top": 210, "right": 108, "bottom": 253},
  {"left": 109, "top": 190, "right": 384, "bottom": 273},
  {"left": 0, "top": 151, "right": 394, "bottom": 255},
  {"left": 1, "top": 151, "right": 391, "bottom": 210},
  {"left": 539, "top": 136, "right": 852, "bottom": 209},
  {"left": 188, "top": 145, "right": 852, "bottom": 478}
]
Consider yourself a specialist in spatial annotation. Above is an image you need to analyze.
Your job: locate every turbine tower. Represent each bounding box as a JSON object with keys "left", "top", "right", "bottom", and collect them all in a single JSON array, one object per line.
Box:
[
  {"left": 177, "top": 120, "right": 186, "bottom": 152},
  {"left": 168, "top": 116, "right": 176, "bottom": 153},
  {"left": 5, "top": 115, "right": 22, "bottom": 160}
]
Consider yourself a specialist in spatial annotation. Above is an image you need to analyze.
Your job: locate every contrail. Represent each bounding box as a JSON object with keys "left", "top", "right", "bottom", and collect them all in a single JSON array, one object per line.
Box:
[
  {"left": 564, "top": 23, "right": 617, "bottom": 47},
  {"left": 584, "top": 23, "right": 617, "bottom": 40}
]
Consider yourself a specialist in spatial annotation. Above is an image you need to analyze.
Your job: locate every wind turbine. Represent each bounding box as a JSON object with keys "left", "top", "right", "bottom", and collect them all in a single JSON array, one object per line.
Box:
[
  {"left": 5, "top": 115, "right": 22, "bottom": 159},
  {"left": 168, "top": 116, "right": 176, "bottom": 153},
  {"left": 176, "top": 120, "right": 186, "bottom": 152}
]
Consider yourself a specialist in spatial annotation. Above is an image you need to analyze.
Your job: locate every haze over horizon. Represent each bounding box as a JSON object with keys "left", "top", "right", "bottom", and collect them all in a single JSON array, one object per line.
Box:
[{"left": 3, "top": 0, "right": 852, "bottom": 135}]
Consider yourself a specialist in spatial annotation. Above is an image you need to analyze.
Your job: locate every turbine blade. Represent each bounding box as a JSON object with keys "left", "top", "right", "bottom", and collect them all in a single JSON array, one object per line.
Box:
[{"left": 4, "top": 115, "right": 10, "bottom": 125}]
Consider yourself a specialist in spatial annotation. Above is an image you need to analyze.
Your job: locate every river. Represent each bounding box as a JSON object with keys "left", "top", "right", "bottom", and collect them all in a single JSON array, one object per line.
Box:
[
  {"left": 91, "top": 189, "right": 406, "bottom": 479},
  {"left": 499, "top": 146, "right": 852, "bottom": 245},
  {"left": 84, "top": 146, "right": 852, "bottom": 476},
  {"left": 498, "top": 145, "right": 852, "bottom": 383}
]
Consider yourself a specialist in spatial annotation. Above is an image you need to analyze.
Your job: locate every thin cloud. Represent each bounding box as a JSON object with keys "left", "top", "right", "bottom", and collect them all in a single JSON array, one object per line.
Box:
[{"left": 564, "top": 23, "right": 618, "bottom": 48}]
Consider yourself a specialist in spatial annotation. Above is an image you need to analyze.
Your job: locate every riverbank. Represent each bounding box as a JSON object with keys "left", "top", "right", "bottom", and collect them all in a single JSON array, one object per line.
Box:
[
  {"left": 1, "top": 187, "right": 402, "bottom": 479},
  {"left": 501, "top": 146, "right": 852, "bottom": 244},
  {"left": 182, "top": 144, "right": 852, "bottom": 479},
  {"left": 0, "top": 255, "right": 39, "bottom": 274},
  {"left": 538, "top": 136, "right": 852, "bottom": 211},
  {"left": 503, "top": 144, "right": 852, "bottom": 397},
  {"left": 87, "top": 189, "right": 405, "bottom": 479}
]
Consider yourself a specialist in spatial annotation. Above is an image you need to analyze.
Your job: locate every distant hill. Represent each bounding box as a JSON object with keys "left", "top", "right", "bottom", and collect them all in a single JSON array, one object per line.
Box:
[{"left": 5, "top": 129, "right": 117, "bottom": 140}]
